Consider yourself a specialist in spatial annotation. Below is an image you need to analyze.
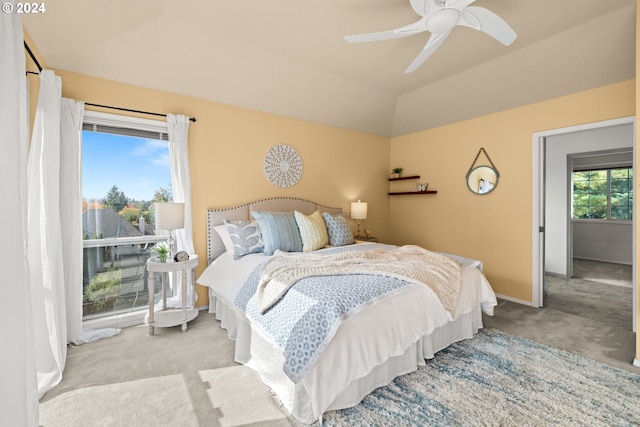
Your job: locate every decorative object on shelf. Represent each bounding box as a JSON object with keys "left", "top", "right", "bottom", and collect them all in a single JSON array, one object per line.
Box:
[
  {"left": 466, "top": 147, "right": 500, "bottom": 195},
  {"left": 149, "top": 242, "right": 169, "bottom": 263},
  {"left": 351, "top": 200, "right": 368, "bottom": 238},
  {"left": 365, "top": 229, "right": 372, "bottom": 238},
  {"left": 390, "top": 167, "right": 404, "bottom": 178},
  {"left": 174, "top": 250, "right": 189, "bottom": 262},
  {"left": 155, "top": 202, "right": 185, "bottom": 261},
  {"left": 416, "top": 183, "right": 428, "bottom": 192},
  {"left": 264, "top": 144, "right": 303, "bottom": 188}
]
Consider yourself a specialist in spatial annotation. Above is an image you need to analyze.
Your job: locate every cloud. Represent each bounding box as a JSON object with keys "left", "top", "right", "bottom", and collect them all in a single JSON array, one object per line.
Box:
[{"left": 132, "top": 139, "right": 170, "bottom": 167}]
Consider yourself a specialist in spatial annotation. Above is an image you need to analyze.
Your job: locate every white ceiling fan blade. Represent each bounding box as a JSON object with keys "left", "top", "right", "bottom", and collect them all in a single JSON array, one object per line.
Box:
[
  {"left": 409, "top": 0, "right": 444, "bottom": 17},
  {"left": 444, "top": 0, "right": 476, "bottom": 10},
  {"left": 404, "top": 32, "right": 450, "bottom": 74},
  {"left": 409, "top": 0, "right": 428, "bottom": 17},
  {"left": 345, "top": 18, "right": 427, "bottom": 43},
  {"left": 459, "top": 6, "right": 517, "bottom": 46}
]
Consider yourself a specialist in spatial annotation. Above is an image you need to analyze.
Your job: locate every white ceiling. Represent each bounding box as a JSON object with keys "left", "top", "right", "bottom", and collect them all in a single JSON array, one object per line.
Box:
[{"left": 23, "top": 0, "right": 636, "bottom": 137}]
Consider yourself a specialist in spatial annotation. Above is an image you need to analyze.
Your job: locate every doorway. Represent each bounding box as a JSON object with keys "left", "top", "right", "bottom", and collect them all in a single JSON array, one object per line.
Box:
[{"left": 531, "top": 116, "right": 636, "bottom": 333}]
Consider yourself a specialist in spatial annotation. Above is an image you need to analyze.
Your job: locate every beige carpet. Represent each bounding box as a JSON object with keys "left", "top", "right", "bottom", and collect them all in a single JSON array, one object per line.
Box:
[
  {"left": 39, "top": 312, "right": 292, "bottom": 427},
  {"left": 40, "top": 266, "right": 638, "bottom": 426}
]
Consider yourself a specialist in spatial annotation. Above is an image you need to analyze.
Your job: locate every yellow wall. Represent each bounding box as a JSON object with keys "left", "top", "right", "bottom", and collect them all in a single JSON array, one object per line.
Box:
[
  {"left": 389, "top": 80, "right": 635, "bottom": 302},
  {"left": 54, "top": 70, "right": 390, "bottom": 305}
]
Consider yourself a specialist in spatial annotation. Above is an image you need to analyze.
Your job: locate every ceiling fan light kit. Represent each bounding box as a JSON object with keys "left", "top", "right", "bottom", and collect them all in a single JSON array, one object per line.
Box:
[{"left": 344, "top": 0, "right": 517, "bottom": 74}]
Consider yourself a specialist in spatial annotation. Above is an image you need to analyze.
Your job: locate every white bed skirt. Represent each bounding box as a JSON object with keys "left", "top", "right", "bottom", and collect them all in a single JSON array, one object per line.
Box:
[{"left": 208, "top": 287, "right": 484, "bottom": 424}]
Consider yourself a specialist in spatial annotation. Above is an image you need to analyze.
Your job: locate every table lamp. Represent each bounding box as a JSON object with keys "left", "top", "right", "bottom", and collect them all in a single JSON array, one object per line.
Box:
[
  {"left": 155, "top": 202, "right": 185, "bottom": 261},
  {"left": 351, "top": 200, "right": 368, "bottom": 239}
]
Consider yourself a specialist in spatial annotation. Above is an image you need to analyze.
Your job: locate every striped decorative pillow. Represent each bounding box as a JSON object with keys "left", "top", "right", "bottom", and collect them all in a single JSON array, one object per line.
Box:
[
  {"left": 294, "top": 210, "right": 330, "bottom": 252},
  {"left": 251, "top": 211, "right": 303, "bottom": 255}
]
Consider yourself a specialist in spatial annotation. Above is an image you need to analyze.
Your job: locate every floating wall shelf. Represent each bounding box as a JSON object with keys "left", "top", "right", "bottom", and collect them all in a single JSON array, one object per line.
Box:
[
  {"left": 388, "top": 174, "right": 437, "bottom": 195},
  {"left": 388, "top": 190, "right": 438, "bottom": 195},
  {"left": 388, "top": 175, "right": 421, "bottom": 181}
]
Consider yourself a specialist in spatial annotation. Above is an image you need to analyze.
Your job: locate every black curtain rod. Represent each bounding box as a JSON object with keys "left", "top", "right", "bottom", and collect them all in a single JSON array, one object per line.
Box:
[
  {"left": 24, "top": 41, "right": 42, "bottom": 72},
  {"left": 85, "top": 102, "right": 196, "bottom": 123},
  {"left": 23, "top": 42, "right": 196, "bottom": 123}
]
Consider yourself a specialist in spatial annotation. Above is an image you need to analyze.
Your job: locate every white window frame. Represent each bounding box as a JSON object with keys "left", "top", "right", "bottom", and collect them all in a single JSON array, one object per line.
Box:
[
  {"left": 81, "top": 111, "right": 171, "bottom": 329},
  {"left": 83, "top": 110, "right": 168, "bottom": 135}
]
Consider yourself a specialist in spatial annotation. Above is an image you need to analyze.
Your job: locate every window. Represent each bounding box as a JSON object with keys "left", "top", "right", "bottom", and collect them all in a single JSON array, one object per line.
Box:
[
  {"left": 82, "top": 112, "right": 172, "bottom": 319},
  {"left": 572, "top": 167, "right": 633, "bottom": 220}
]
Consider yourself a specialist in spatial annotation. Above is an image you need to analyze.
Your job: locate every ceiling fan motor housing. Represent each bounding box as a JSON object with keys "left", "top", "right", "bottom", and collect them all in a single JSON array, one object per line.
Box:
[{"left": 426, "top": 8, "right": 460, "bottom": 34}]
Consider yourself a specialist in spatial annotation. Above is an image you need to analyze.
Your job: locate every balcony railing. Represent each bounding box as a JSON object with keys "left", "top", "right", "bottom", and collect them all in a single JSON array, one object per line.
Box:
[{"left": 83, "top": 235, "right": 169, "bottom": 319}]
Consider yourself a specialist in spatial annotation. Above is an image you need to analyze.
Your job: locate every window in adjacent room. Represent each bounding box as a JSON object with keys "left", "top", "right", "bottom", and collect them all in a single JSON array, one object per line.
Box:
[
  {"left": 572, "top": 167, "right": 633, "bottom": 220},
  {"left": 82, "top": 111, "right": 172, "bottom": 320}
]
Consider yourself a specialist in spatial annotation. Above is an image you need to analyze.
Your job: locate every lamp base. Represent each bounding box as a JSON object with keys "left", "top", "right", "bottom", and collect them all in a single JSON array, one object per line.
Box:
[{"left": 168, "top": 232, "right": 174, "bottom": 262}]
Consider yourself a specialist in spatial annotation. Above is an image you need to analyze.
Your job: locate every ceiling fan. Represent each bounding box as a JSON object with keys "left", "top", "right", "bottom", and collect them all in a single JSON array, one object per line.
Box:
[{"left": 344, "top": 0, "right": 517, "bottom": 74}]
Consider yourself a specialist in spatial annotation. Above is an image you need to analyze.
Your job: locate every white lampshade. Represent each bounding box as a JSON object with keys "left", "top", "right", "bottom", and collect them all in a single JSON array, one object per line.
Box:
[
  {"left": 155, "top": 202, "right": 185, "bottom": 230},
  {"left": 351, "top": 200, "right": 368, "bottom": 220}
]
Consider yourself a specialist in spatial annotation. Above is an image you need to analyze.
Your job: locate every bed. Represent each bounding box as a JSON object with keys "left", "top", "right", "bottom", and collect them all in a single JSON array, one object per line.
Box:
[{"left": 196, "top": 197, "right": 497, "bottom": 424}]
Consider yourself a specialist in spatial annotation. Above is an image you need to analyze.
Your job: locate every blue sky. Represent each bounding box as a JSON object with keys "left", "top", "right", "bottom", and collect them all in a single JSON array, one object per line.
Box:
[{"left": 82, "top": 131, "right": 172, "bottom": 202}]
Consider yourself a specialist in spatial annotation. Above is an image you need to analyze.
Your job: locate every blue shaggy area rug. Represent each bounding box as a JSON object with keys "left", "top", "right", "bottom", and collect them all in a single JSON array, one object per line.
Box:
[{"left": 303, "top": 328, "right": 640, "bottom": 426}]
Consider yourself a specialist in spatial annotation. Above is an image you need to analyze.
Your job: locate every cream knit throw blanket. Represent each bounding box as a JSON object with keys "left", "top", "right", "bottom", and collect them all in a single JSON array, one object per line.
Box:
[{"left": 257, "top": 245, "right": 462, "bottom": 317}]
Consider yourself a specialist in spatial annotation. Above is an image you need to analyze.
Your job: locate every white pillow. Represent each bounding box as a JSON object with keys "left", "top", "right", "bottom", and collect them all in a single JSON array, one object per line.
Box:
[{"left": 214, "top": 224, "right": 234, "bottom": 254}]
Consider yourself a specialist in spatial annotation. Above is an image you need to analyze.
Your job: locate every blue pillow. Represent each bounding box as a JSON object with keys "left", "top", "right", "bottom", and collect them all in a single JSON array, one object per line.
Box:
[
  {"left": 251, "top": 211, "right": 303, "bottom": 255},
  {"left": 223, "top": 219, "right": 264, "bottom": 259},
  {"left": 321, "top": 212, "right": 354, "bottom": 247}
]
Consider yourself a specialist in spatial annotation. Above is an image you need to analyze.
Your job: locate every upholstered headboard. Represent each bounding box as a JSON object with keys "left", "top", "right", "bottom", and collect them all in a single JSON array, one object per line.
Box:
[{"left": 206, "top": 197, "right": 343, "bottom": 263}]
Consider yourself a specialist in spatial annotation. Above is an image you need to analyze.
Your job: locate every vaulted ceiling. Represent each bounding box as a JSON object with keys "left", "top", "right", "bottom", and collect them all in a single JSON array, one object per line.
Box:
[{"left": 23, "top": 0, "right": 636, "bottom": 137}]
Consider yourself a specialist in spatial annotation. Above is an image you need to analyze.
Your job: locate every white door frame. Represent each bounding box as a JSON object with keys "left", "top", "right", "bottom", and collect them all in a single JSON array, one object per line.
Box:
[{"left": 531, "top": 116, "right": 636, "bottom": 331}]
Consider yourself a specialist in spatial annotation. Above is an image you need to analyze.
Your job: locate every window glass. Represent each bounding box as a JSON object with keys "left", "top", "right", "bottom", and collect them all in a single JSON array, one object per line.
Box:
[
  {"left": 82, "top": 124, "right": 172, "bottom": 319},
  {"left": 572, "top": 168, "right": 632, "bottom": 220}
]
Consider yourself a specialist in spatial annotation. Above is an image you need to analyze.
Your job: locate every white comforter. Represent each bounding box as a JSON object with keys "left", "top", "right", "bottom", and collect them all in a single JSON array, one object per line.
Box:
[{"left": 197, "top": 244, "right": 497, "bottom": 423}]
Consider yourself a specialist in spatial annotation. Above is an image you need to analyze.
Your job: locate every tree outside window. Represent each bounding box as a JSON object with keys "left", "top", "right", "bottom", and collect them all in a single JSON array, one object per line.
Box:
[{"left": 572, "top": 168, "right": 632, "bottom": 220}]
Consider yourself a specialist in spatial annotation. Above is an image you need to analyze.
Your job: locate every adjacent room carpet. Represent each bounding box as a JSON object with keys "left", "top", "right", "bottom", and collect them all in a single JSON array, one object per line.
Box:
[{"left": 301, "top": 328, "right": 640, "bottom": 427}]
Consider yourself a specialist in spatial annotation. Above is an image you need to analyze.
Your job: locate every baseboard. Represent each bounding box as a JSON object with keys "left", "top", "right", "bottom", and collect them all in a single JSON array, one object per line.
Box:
[
  {"left": 494, "top": 293, "right": 537, "bottom": 308},
  {"left": 634, "top": 358, "right": 640, "bottom": 368},
  {"left": 545, "top": 271, "right": 568, "bottom": 279},
  {"left": 573, "top": 256, "right": 632, "bottom": 266}
]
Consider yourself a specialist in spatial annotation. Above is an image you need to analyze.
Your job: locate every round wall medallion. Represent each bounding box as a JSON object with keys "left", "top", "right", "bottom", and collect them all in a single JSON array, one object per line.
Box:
[{"left": 264, "top": 144, "right": 303, "bottom": 188}]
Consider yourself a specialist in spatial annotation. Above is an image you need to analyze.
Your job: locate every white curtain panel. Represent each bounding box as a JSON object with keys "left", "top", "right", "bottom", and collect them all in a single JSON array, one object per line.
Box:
[
  {"left": 28, "top": 70, "right": 67, "bottom": 398},
  {"left": 167, "top": 114, "right": 194, "bottom": 254},
  {"left": 0, "top": 6, "right": 39, "bottom": 426},
  {"left": 167, "top": 114, "right": 196, "bottom": 306},
  {"left": 59, "top": 98, "right": 85, "bottom": 345}
]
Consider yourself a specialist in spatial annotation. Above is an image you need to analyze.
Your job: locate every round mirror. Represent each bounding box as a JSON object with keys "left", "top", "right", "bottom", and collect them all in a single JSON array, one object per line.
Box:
[{"left": 467, "top": 165, "right": 498, "bottom": 195}]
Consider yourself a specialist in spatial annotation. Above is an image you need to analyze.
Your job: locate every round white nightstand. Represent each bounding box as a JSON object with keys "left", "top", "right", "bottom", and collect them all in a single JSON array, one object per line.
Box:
[{"left": 146, "top": 254, "right": 199, "bottom": 335}]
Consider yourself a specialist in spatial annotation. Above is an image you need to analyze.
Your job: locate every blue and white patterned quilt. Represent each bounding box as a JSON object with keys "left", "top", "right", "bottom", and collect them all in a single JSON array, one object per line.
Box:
[{"left": 234, "top": 243, "right": 478, "bottom": 384}]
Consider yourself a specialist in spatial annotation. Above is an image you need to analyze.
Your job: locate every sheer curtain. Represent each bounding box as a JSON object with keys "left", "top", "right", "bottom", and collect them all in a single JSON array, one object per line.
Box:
[
  {"left": 59, "top": 98, "right": 85, "bottom": 344},
  {"left": 0, "top": 5, "right": 39, "bottom": 425},
  {"left": 167, "top": 114, "right": 194, "bottom": 255},
  {"left": 28, "top": 71, "right": 115, "bottom": 397},
  {"left": 28, "top": 70, "right": 68, "bottom": 397},
  {"left": 167, "top": 114, "right": 196, "bottom": 306}
]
